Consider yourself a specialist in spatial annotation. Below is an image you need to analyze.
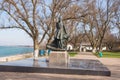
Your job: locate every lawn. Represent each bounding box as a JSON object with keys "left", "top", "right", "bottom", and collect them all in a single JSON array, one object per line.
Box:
[
  {"left": 96, "top": 51, "right": 120, "bottom": 58},
  {"left": 68, "top": 52, "right": 78, "bottom": 57}
]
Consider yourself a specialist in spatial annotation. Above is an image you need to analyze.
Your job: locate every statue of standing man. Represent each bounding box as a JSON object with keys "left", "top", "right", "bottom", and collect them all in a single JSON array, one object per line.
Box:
[{"left": 47, "top": 17, "right": 68, "bottom": 51}]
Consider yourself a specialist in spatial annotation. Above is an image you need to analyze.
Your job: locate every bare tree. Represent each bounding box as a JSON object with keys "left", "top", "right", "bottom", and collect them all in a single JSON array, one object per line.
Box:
[
  {"left": 0, "top": 0, "right": 49, "bottom": 60},
  {"left": 82, "top": 0, "right": 119, "bottom": 53},
  {"left": 104, "top": 28, "right": 117, "bottom": 50},
  {"left": 114, "top": 1, "right": 120, "bottom": 40},
  {"left": 96, "top": 0, "right": 120, "bottom": 52}
]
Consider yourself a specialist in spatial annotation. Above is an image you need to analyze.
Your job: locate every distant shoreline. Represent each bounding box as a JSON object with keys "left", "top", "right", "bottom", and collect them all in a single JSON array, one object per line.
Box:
[
  {"left": 0, "top": 52, "right": 33, "bottom": 62},
  {"left": 0, "top": 45, "right": 33, "bottom": 48}
]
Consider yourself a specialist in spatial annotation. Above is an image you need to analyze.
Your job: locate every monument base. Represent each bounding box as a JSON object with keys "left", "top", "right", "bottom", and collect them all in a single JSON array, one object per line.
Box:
[
  {"left": 0, "top": 58, "right": 111, "bottom": 76},
  {"left": 49, "top": 51, "right": 69, "bottom": 67}
]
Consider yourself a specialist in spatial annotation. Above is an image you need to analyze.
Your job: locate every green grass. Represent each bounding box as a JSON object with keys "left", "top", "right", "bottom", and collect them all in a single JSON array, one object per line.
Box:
[
  {"left": 95, "top": 51, "right": 120, "bottom": 58},
  {"left": 68, "top": 52, "right": 78, "bottom": 57}
]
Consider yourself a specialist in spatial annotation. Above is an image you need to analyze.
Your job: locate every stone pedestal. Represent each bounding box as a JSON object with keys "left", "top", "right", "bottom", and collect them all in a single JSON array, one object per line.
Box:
[{"left": 49, "top": 51, "right": 69, "bottom": 67}]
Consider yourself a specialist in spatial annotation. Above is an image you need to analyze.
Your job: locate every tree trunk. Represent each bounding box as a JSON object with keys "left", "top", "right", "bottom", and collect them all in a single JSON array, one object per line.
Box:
[
  {"left": 98, "top": 45, "right": 102, "bottom": 52},
  {"left": 33, "top": 39, "right": 39, "bottom": 60},
  {"left": 92, "top": 47, "right": 97, "bottom": 53}
]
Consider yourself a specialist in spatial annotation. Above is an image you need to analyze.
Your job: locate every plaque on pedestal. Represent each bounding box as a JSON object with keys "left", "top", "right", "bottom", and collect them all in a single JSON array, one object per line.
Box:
[{"left": 49, "top": 51, "right": 69, "bottom": 67}]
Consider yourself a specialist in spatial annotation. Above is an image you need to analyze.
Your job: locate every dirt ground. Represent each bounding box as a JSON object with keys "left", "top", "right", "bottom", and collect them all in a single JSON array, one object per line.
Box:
[{"left": 0, "top": 52, "right": 119, "bottom": 80}]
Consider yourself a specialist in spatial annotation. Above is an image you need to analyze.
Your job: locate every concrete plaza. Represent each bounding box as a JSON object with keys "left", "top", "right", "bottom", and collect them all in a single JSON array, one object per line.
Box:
[{"left": 0, "top": 52, "right": 119, "bottom": 80}]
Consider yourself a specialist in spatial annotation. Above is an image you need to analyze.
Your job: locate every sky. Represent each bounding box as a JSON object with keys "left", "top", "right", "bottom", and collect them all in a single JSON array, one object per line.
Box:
[
  {"left": 0, "top": 16, "right": 33, "bottom": 46},
  {"left": 0, "top": 10, "right": 33, "bottom": 46},
  {"left": 0, "top": 13, "right": 32, "bottom": 46},
  {"left": 0, "top": 29, "right": 33, "bottom": 46}
]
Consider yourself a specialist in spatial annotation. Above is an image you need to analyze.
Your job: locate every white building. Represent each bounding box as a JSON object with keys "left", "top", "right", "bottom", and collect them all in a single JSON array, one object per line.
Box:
[
  {"left": 67, "top": 44, "right": 73, "bottom": 50},
  {"left": 80, "top": 42, "right": 107, "bottom": 52}
]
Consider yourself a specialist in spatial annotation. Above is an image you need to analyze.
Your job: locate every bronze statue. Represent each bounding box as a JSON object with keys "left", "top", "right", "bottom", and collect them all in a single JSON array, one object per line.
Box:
[{"left": 47, "top": 17, "right": 68, "bottom": 51}]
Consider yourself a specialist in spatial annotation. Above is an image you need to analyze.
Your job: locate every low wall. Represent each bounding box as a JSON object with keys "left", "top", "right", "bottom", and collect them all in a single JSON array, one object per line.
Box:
[{"left": 0, "top": 53, "right": 33, "bottom": 62}]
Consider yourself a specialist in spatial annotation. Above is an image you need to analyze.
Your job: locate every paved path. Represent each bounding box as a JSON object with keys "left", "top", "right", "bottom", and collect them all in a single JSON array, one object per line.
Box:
[
  {"left": 0, "top": 52, "right": 120, "bottom": 80},
  {"left": 72, "top": 52, "right": 120, "bottom": 80}
]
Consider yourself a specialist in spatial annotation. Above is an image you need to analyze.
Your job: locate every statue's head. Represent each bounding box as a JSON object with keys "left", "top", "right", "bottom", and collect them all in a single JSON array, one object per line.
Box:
[
  {"left": 58, "top": 17, "right": 61, "bottom": 22},
  {"left": 56, "top": 17, "right": 62, "bottom": 29},
  {"left": 57, "top": 16, "right": 62, "bottom": 22}
]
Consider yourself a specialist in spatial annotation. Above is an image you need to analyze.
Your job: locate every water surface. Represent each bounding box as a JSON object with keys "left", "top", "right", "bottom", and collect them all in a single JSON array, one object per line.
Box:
[{"left": 0, "top": 46, "right": 33, "bottom": 57}]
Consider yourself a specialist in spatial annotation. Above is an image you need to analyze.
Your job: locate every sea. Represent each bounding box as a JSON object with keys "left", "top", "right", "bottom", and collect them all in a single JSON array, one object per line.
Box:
[{"left": 0, "top": 46, "right": 33, "bottom": 57}]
